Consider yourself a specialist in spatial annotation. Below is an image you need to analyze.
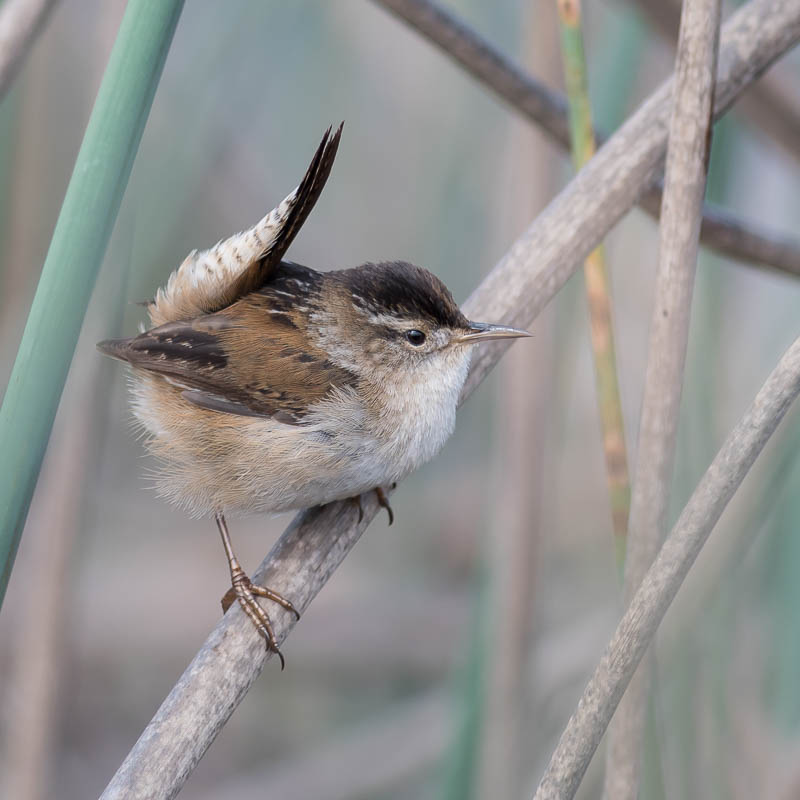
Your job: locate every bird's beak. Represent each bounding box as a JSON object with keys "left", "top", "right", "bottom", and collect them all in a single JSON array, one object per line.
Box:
[{"left": 453, "top": 321, "right": 532, "bottom": 344}]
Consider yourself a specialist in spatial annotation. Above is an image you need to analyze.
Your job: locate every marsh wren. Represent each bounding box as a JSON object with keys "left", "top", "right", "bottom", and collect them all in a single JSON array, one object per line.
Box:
[{"left": 99, "top": 125, "right": 529, "bottom": 666}]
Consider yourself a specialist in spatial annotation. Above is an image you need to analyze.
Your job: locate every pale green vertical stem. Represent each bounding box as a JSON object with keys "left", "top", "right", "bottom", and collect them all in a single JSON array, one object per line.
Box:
[
  {"left": 556, "top": 0, "right": 631, "bottom": 577},
  {"left": 556, "top": 6, "right": 664, "bottom": 794},
  {"left": 0, "top": 0, "right": 184, "bottom": 604}
]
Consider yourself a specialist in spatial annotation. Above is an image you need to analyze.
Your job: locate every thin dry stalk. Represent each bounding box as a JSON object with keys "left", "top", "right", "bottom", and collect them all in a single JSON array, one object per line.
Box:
[
  {"left": 556, "top": 0, "right": 630, "bottom": 571},
  {"left": 0, "top": 20, "right": 51, "bottom": 340},
  {"left": 533, "top": 333, "right": 800, "bottom": 800},
  {"left": 635, "top": 0, "right": 800, "bottom": 160},
  {"left": 479, "top": 5, "right": 560, "bottom": 795},
  {"left": 100, "top": 2, "right": 800, "bottom": 796},
  {"left": 371, "top": 0, "right": 800, "bottom": 279},
  {"left": 667, "top": 198, "right": 800, "bottom": 278},
  {"left": 605, "top": 1, "right": 722, "bottom": 795},
  {"left": 2, "top": 376, "right": 87, "bottom": 800},
  {"left": 0, "top": 0, "right": 60, "bottom": 100}
]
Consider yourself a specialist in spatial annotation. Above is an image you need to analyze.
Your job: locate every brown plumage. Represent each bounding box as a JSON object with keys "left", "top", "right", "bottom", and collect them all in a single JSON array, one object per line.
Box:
[{"left": 101, "top": 262, "right": 356, "bottom": 423}]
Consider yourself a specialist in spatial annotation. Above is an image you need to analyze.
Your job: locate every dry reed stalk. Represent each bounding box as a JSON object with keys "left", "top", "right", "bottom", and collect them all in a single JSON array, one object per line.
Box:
[
  {"left": 605, "top": 0, "right": 722, "bottom": 795},
  {"left": 634, "top": 0, "right": 800, "bottom": 160},
  {"left": 534, "top": 333, "right": 800, "bottom": 799},
  {"left": 0, "top": 0, "right": 60, "bottom": 100},
  {"left": 479, "top": 4, "right": 560, "bottom": 794},
  {"left": 372, "top": 0, "right": 800, "bottom": 279}
]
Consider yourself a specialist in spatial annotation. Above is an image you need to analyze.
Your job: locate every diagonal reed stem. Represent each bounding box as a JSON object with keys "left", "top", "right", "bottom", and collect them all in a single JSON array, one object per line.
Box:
[
  {"left": 371, "top": 0, "right": 800, "bottom": 280},
  {"left": 556, "top": 0, "right": 630, "bottom": 576},
  {"left": 534, "top": 332, "right": 800, "bottom": 799},
  {"left": 633, "top": 0, "right": 800, "bottom": 161}
]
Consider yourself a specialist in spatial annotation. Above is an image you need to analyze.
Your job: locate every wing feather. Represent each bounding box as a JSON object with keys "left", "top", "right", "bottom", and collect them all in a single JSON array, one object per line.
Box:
[{"left": 98, "top": 283, "right": 356, "bottom": 423}]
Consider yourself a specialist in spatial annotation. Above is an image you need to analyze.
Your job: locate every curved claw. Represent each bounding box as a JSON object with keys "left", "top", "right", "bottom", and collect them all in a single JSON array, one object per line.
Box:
[
  {"left": 375, "top": 487, "right": 394, "bottom": 526},
  {"left": 349, "top": 495, "right": 364, "bottom": 523},
  {"left": 267, "top": 638, "right": 286, "bottom": 670},
  {"left": 254, "top": 622, "right": 285, "bottom": 669}
]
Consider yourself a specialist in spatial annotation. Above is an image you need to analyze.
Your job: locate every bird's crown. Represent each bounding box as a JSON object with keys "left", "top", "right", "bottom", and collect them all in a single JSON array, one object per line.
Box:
[{"left": 334, "top": 261, "right": 469, "bottom": 330}]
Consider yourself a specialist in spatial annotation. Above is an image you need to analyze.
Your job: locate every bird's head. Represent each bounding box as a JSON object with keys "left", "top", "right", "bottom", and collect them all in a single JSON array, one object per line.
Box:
[{"left": 313, "top": 261, "right": 529, "bottom": 389}]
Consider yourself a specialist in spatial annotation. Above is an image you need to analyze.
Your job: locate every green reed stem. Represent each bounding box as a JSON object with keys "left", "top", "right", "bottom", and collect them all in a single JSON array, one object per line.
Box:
[
  {"left": 557, "top": 0, "right": 631, "bottom": 578},
  {"left": 0, "top": 0, "right": 184, "bottom": 605}
]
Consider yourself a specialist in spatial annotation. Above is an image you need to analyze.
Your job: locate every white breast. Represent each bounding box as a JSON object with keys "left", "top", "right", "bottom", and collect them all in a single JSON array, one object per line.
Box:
[
  {"left": 361, "top": 346, "right": 472, "bottom": 481},
  {"left": 129, "top": 346, "right": 472, "bottom": 517}
]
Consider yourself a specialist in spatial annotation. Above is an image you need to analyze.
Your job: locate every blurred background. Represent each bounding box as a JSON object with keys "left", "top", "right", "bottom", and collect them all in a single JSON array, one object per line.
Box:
[{"left": 1, "top": 1, "right": 799, "bottom": 798}]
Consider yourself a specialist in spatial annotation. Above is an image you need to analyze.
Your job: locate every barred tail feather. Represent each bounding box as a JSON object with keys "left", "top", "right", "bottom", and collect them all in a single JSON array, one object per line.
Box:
[
  {"left": 148, "top": 193, "right": 298, "bottom": 326},
  {"left": 148, "top": 123, "right": 343, "bottom": 327}
]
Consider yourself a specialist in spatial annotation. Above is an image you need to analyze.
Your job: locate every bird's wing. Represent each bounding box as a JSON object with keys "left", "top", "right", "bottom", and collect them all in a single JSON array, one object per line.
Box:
[
  {"left": 147, "top": 123, "right": 343, "bottom": 327},
  {"left": 98, "top": 294, "right": 357, "bottom": 423}
]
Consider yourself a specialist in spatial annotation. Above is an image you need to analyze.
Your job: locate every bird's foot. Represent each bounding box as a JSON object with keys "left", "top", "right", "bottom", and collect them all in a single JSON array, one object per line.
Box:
[
  {"left": 221, "top": 571, "right": 300, "bottom": 670},
  {"left": 349, "top": 495, "right": 364, "bottom": 523},
  {"left": 215, "top": 512, "right": 299, "bottom": 668},
  {"left": 348, "top": 487, "right": 394, "bottom": 525}
]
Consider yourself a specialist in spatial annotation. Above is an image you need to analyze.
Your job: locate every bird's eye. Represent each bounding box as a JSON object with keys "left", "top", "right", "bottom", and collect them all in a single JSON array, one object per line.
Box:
[{"left": 405, "top": 329, "right": 426, "bottom": 346}]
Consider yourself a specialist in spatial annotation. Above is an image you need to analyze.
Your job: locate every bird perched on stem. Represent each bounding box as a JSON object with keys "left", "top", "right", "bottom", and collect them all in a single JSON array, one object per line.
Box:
[{"left": 99, "top": 124, "right": 529, "bottom": 666}]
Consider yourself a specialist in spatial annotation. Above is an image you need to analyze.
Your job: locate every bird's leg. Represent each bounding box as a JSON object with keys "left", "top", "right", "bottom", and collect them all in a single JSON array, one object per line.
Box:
[{"left": 215, "top": 512, "right": 300, "bottom": 670}]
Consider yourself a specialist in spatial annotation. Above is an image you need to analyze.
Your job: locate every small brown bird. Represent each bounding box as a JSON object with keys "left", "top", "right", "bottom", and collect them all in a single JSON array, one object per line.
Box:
[{"left": 99, "top": 125, "right": 529, "bottom": 665}]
